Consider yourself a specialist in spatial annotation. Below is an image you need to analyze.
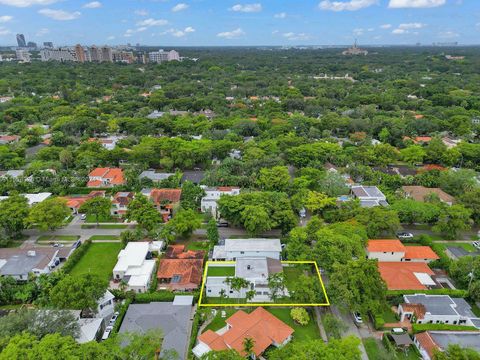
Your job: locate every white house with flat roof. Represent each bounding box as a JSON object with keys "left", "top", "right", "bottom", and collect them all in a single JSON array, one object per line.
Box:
[
  {"left": 112, "top": 242, "right": 156, "bottom": 293},
  {"left": 200, "top": 186, "right": 240, "bottom": 218},
  {"left": 212, "top": 238, "right": 282, "bottom": 261},
  {"left": 351, "top": 185, "right": 388, "bottom": 207},
  {"left": 206, "top": 257, "right": 286, "bottom": 302},
  {"left": 0, "top": 192, "right": 51, "bottom": 206}
]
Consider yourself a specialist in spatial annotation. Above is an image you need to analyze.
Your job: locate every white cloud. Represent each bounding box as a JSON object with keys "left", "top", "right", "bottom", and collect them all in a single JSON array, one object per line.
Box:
[
  {"left": 392, "top": 22, "right": 425, "bottom": 34},
  {"left": 388, "top": 0, "right": 445, "bottom": 8},
  {"left": 319, "top": 0, "right": 377, "bottom": 11},
  {"left": 135, "top": 9, "right": 148, "bottom": 16},
  {"left": 353, "top": 28, "right": 364, "bottom": 36},
  {"left": 0, "top": 0, "right": 57, "bottom": 7},
  {"left": 38, "top": 8, "right": 81, "bottom": 20},
  {"left": 162, "top": 26, "right": 195, "bottom": 37},
  {"left": 83, "top": 1, "right": 101, "bottom": 8},
  {"left": 137, "top": 18, "right": 168, "bottom": 27},
  {"left": 124, "top": 27, "right": 147, "bottom": 37},
  {"left": 380, "top": 24, "right": 392, "bottom": 29},
  {"left": 230, "top": 3, "right": 262, "bottom": 12},
  {"left": 172, "top": 3, "right": 189, "bottom": 12},
  {"left": 438, "top": 30, "right": 459, "bottom": 38},
  {"left": 35, "top": 27, "right": 49, "bottom": 36},
  {"left": 107, "top": 35, "right": 115, "bottom": 40},
  {"left": 283, "top": 32, "right": 310, "bottom": 41},
  {"left": 0, "top": 15, "right": 13, "bottom": 23},
  {"left": 0, "top": 27, "right": 11, "bottom": 36},
  {"left": 274, "top": 12, "right": 287, "bottom": 18},
  {"left": 217, "top": 28, "right": 245, "bottom": 39}
]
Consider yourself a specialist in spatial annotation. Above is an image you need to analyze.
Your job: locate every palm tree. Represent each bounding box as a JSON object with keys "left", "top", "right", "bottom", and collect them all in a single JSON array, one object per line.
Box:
[
  {"left": 219, "top": 289, "right": 227, "bottom": 302},
  {"left": 224, "top": 277, "right": 251, "bottom": 303},
  {"left": 243, "top": 337, "right": 255, "bottom": 359},
  {"left": 245, "top": 289, "right": 256, "bottom": 303}
]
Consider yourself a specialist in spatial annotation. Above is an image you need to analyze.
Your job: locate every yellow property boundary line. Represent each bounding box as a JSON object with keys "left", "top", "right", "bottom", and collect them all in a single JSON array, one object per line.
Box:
[{"left": 198, "top": 260, "right": 330, "bottom": 307}]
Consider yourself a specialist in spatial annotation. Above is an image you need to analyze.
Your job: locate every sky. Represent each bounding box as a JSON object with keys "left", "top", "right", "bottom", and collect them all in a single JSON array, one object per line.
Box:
[{"left": 0, "top": 0, "right": 478, "bottom": 46}]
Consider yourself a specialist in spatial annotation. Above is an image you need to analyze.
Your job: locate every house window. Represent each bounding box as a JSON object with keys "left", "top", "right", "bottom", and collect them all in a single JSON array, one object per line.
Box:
[
  {"left": 229, "top": 290, "right": 233, "bottom": 294},
  {"left": 207, "top": 290, "right": 211, "bottom": 293},
  {"left": 240, "top": 251, "right": 244, "bottom": 254}
]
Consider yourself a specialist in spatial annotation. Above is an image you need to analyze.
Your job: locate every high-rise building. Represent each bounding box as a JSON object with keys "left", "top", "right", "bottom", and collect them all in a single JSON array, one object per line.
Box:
[
  {"left": 16, "top": 34, "right": 26, "bottom": 48},
  {"left": 43, "top": 42, "right": 54, "bottom": 48},
  {"left": 15, "top": 49, "right": 31, "bottom": 62},
  {"left": 40, "top": 48, "right": 77, "bottom": 62},
  {"left": 75, "top": 44, "right": 86, "bottom": 63},
  {"left": 101, "top": 46, "right": 113, "bottom": 62},
  {"left": 148, "top": 50, "right": 169, "bottom": 63},
  {"left": 89, "top": 45, "right": 100, "bottom": 62},
  {"left": 113, "top": 50, "right": 135, "bottom": 64},
  {"left": 167, "top": 50, "right": 180, "bottom": 61},
  {"left": 27, "top": 41, "right": 37, "bottom": 49}
]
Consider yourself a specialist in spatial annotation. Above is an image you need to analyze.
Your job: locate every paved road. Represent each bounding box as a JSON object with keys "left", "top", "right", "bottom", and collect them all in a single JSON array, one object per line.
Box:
[{"left": 401, "top": 224, "right": 479, "bottom": 241}]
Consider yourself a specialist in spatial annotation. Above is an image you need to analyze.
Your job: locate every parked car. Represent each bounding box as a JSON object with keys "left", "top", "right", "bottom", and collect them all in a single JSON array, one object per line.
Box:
[
  {"left": 52, "top": 243, "right": 64, "bottom": 248},
  {"left": 109, "top": 311, "right": 119, "bottom": 326},
  {"left": 80, "top": 214, "right": 87, "bottom": 220},
  {"left": 397, "top": 232, "right": 414, "bottom": 240},
  {"left": 473, "top": 241, "right": 480, "bottom": 250},
  {"left": 391, "top": 328, "right": 407, "bottom": 334},
  {"left": 352, "top": 312, "right": 363, "bottom": 325},
  {"left": 102, "top": 326, "right": 113, "bottom": 340},
  {"left": 72, "top": 240, "right": 81, "bottom": 249},
  {"left": 216, "top": 220, "right": 229, "bottom": 228}
]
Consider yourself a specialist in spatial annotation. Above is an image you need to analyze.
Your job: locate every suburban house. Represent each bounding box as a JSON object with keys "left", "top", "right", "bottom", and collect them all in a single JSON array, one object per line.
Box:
[
  {"left": 0, "top": 135, "right": 20, "bottom": 144},
  {"left": 367, "top": 240, "right": 439, "bottom": 263},
  {"left": 88, "top": 136, "right": 123, "bottom": 150},
  {"left": 143, "top": 188, "right": 182, "bottom": 221},
  {"left": 212, "top": 238, "right": 282, "bottom": 261},
  {"left": 445, "top": 246, "right": 480, "bottom": 260},
  {"left": 402, "top": 186, "right": 455, "bottom": 205},
  {"left": 351, "top": 185, "right": 388, "bottom": 207},
  {"left": 157, "top": 245, "right": 205, "bottom": 291},
  {"left": 112, "top": 242, "right": 158, "bottom": 293},
  {"left": 397, "top": 294, "right": 480, "bottom": 329},
  {"left": 181, "top": 170, "right": 205, "bottom": 185},
  {"left": 414, "top": 331, "right": 480, "bottom": 360},
  {"left": 193, "top": 307, "right": 294, "bottom": 358},
  {"left": 200, "top": 186, "right": 240, "bottom": 218},
  {"left": 63, "top": 191, "right": 106, "bottom": 214},
  {"left": 205, "top": 257, "right": 286, "bottom": 301},
  {"left": 111, "top": 191, "right": 134, "bottom": 216},
  {"left": 0, "top": 170, "right": 25, "bottom": 179},
  {"left": 119, "top": 296, "right": 194, "bottom": 360},
  {"left": 87, "top": 167, "right": 125, "bottom": 188},
  {"left": 0, "top": 192, "right": 52, "bottom": 207},
  {"left": 377, "top": 262, "right": 436, "bottom": 290},
  {"left": 0, "top": 245, "right": 75, "bottom": 281},
  {"left": 139, "top": 170, "right": 175, "bottom": 182}
]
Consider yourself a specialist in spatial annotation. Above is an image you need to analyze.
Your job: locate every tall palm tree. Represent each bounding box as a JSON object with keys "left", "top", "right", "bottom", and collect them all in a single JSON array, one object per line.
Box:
[{"left": 243, "top": 337, "right": 255, "bottom": 359}]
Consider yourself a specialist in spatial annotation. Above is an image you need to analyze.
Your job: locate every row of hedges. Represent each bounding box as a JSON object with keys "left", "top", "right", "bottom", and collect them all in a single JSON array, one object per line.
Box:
[
  {"left": 62, "top": 240, "right": 91, "bottom": 273},
  {"left": 374, "top": 315, "right": 385, "bottom": 330},
  {"left": 412, "top": 323, "right": 478, "bottom": 334},
  {"left": 187, "top": 311, "right": 204, "bottom": 359},
  {"left": 112, "top": 298, "right": 133, "bottom": 334},
  {"left": 387, "top": 289, "right": 468, "bottom": 298},
  {"left": 134, "top": 291, "right": 200, "bottom": 303}
]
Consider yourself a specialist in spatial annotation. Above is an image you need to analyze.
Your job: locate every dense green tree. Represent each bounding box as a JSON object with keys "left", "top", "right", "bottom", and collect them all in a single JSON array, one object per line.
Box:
[
  {"left": 180, "top": 181, "right": 205, "bottom": 210},
  {"left": 391, "top": 199, "right": 440, "bottom": 224},
  {"left": 0, "top": 194, "right": 29, "bottom": 239},
  {"left": 79, "top": 196, "right": 112, "bottom": 225},
  {"left": 28, "top": 197, "right": 70, "bottom": 231},
  {"left": 206, "top": 217, "right": 219, "bottom": 249},
  {"left": 433, "top": 344, "right": 480, "bottom": 360},
  {"left": 355, "top": 206, "right": 400, "bottom": 238},
  {"left": 433, "top": 204, "right": 472, "bottom": 240},
  {"left": 161, "top": 208, "right": 201, "bottom": 240},
  {"left": 256, "top": 166, "right": 291, "bottom": 192},
  {"left": 126, "top": 194, "right": 162, "bottom": 232}
]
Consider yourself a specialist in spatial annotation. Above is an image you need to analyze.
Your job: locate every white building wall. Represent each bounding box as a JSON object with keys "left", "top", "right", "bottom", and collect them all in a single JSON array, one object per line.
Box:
[
  {"left": 367, "top": 251, "right": 404, "bottom": 262},
  {"left": 226, "top": 250, "right": 281, "bottom": 260}
]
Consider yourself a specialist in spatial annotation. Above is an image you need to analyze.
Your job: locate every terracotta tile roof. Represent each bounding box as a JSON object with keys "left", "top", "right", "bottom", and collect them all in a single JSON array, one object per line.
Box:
[
  {"left": 165, "top": 245, "right": 204, "bottom": 259},
  {"left": 419, "top": 164, "right": 447, "bottom": 172},
  {"left": 197, "top": 330, "right": 228, "bottom": 351},
  {"left": 402, "top": 186, "right": 455, "bottom": 204},
  {"left": 404, "top": 246, "right": 439, "bottom": 260},
  {"left": 112, "top": 192, "right": 134, "bottom": 206},
  {"left": 415, "top": 332, "right": 439, "bottom": 359},
  {"left": 149, "top": 188, "right": 182, "bottom": 204},
  {"left": 401, "top": 303, "right": 426, "bottom": 319},
  {"left": 367, "top": 239, "right": 406, "bottom": 253},
  {"left": 157, "top": 258, "right": 203, "bottom": 288},
  {"left": 87, "top": 180, "right": 103, "bottom": 187},
  {"left": 217, "top": 186, "right": 239, "bottom": 192},
  {"left": 63, "top": 191, "right": 106, "bottom": 209},
  {"left": 202, "top": 307, "right": 294, "bottom": 357},
  {"left": 87, "top": 167, "right": 125, "bottom": 187},
  {"left": 377, "top": 262, "right": 434, "bottom": 290},
  {"left": 0, "top": 135, "right": 20, "bottom": 142}
]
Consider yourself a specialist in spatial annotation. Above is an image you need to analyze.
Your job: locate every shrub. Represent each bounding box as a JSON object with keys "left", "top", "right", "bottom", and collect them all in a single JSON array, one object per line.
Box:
[
  {"left": 386, "top": 289, "right": 468, "bottom": 298},
  {"left": 62, "top": 240, "right": 91, "bottom": 274},
  {"left": 111, "top": 298, "right": 132, "bottom": 334},
  {"left": 381, "top": 333, "right": 397, "bottom": 356},
  {"left": 290, "top": 307, "right": 310, "bottom": 326},
  {"left": 374, "top": 315, "right": 385, "bottom": 330},
  {"left": 412, "top": 324, "right": 478, "bottom": 334},
  {"left": 323, "top": 313, "right": 347, "bottom": 339}
]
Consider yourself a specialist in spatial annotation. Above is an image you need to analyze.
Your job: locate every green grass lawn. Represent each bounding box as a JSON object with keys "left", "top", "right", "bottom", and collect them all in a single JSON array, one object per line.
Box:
[
  {"left": 266, "top": 307, "right": 320, "bottom": 342},
  {"left": 284, "top": 266, "right": 303, "bottom": 291},
  {"left": 381, "top": 308, "right": 398, "bottom": 323},
  {"left": 69, "top": 242, "right": 123, "bottom": 281},
  {"left": 435, "top": 242, "right": 477, "bottom": 252},
  {"left": 207, "top": 266, "right": 235, "bottom": 277},
  {"left": 81, "top": 224, "right": 128, "bottom": 229},
  {"left": 363, "top": 338, "right": 420, "bottom": 360},
  {"left": 186, "top": 241, "right": 209, "bottom": 251},
  {"left": 89, "top": 235, "right": 120, "bottom": 241},
  {"left": 38, "top": 235, "right": 79, "bottom": 241},
  {"left": 85, "top": 214, "right": 119, "bottom": 223},
  {"left": 203, "top": 308, "right": 239, "bottom": 332}
]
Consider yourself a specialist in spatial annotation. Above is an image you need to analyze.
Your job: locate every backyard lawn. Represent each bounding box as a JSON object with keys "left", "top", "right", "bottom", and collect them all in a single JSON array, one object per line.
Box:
[
  {"left": 202, "top": 308, "right": 239, "bottom": 332},
  {"left": 85, "top": 214, "right": 120, "bottom": 223},
  {"left": 89, "top": 235, "right": 120, "bottom": 241},
  {"left": 435, "top": 242, "right": 477, "bottom": 253},
  {"left": 69, "top": 242, "right": 123, "bottom": 281},
  {"left": 363, "top": 338, "right": 421, "bottom": 360},
  {"left": 186, "top": 241, "right": 209, "bottom": 251},
  {"left": 266, "top": 307, "right": 319, "bottom": 342},
  {"left": 207, "top": 266, "right": 235, "bottom": 277}
]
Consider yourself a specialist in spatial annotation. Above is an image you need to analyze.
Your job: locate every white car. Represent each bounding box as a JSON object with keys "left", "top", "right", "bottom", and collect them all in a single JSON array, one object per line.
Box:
[
  {"left": 109, "top": 312, "right": 119, "bottom": 326},
  {"left": 102, "top": 326, "right": 113, "bottom": 341},
  {"left": 80, "top": 214, "right": 87, "bottom": 221},
  {"left": 397, "top": 232, "right": 414, "bottom": 240},
  {"left": 352, "top": 312, "right": 363, "bottom": 325},
  {"left": 473, "top": 241, "right": 480, "bottom": 250}
]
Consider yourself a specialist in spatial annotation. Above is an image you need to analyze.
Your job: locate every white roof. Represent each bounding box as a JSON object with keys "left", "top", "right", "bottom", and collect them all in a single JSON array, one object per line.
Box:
[
  {"left": 98, "top": 290, "right": 115, "bottom": 305},
  {"left": 126, "top": 260, "right": 156, "bottom": 287},
  {"left": 414, "top": 272, "right": 436, "bottom": 286},
  {"left": 172, "top": 295, "right": 194, "bottom": 306},
  {"left": 113, "top": 242, "right": 149, "bottom": 273},
  {"left": 212, "top": 245, "right": 226, "bottom": 259},
  {"left": 192, "top": 342, "right": 211, "bottom": 358},
  {"left": 0, "top": 192, "right": 52, "bottom": 206},
  {"left": 225, "top": 238, "right": 282, "bottom": 252},
  {"left": 76, "top": 317, "right": 103, "bottom": 344}
]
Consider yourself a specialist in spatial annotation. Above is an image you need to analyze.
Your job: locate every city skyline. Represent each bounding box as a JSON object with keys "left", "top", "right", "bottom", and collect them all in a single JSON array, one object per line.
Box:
[{"left": 0, "top": 0, "right": 478, "bottom": 46}]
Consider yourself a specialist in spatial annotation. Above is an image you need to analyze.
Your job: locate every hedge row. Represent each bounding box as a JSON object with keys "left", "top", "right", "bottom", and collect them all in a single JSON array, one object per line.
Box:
[
  {"left": 387, "top": 289, "right": 468, "bottom": 298},
  {"left": 412, "top": 323, "right": 478, "bottom": 334},
  {"left": 134, "top": 291, "right": 200, "bottom": 303},
  {"left": 62, "top": 240, "right": 91, "bottom": 274},
  {"left": 112, "top": 298, "right": 132, "bottom": 334},
  {"left": 188, "top": 312, "right": 203, "bottom": 359}
]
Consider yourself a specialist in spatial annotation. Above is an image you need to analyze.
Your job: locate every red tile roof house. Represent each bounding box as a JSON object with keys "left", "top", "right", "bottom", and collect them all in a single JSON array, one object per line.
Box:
[
  {"left": 111, "top": 191, "right": 134, "bottom": 216},
  {"left": 193, "top": 307, "right": 294, "bottom": 358},
  {"left": 367, "top": 239, "right": 439, "bottom": 263},
  {"left": 0, "top": 135, "right": 20, "bottom": 144},
  {"left": 148, "top": 188, "right": 182, "bottom": 222},
  {"left": 63, "top": 191, "right": 106, "bottom": 214},
  {"left": 157, "top": 245, "right": 205, "bottom": 291},
  {"left": 87, "top": 167, "right": 125, "bottom": 188}
]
